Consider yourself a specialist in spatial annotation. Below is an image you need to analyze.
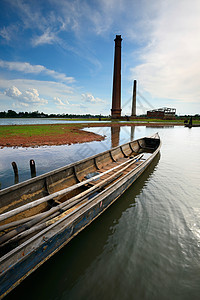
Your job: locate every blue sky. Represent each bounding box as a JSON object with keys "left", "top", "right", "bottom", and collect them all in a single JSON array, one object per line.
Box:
[{"left": 0, "top": 0, "right": 200, "bottom": 116}]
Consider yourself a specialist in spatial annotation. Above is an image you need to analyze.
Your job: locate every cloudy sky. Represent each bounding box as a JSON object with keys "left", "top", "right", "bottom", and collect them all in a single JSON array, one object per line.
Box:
[{"left": 0, "top": 0, "right": 199, "bottom": 116}]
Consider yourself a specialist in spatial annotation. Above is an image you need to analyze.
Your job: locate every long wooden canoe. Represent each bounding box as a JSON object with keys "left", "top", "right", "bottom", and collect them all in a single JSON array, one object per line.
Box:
[{"left": 0, "top": 133, "right": 161, "bottom": 298}]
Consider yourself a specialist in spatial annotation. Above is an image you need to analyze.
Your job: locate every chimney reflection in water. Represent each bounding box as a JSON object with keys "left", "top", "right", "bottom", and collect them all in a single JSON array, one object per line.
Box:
[
  {"left": 131, "top": 126, "right": 135, "bottom": 141},
  {"left": 111, "top": 126, "right": 136, "bottom": 148},
  {"left": 111, "top": 126, "right": 120, "bottom": 148}
]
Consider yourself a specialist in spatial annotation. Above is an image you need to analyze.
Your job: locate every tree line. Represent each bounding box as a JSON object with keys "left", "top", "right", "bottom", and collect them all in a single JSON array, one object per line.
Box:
[
  {"left": 0, "top": 110, "right": 106, "bottom": 118},
  {"left": 0, "top": 110, "right": 199, "bottom": 119}
]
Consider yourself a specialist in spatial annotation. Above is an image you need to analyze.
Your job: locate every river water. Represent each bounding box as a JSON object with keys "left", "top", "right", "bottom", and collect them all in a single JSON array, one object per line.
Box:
[
  {"left": 2, "top": 125, "right": 200, "bottom": 300},
  {"left": 0, "top": 118, "right": 109, "bottom": 125}
]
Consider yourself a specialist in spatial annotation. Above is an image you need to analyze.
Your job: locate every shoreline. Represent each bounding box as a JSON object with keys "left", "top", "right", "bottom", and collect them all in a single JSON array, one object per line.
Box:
[{"left": 0, "top": 122, "right": 183, "bottom": 148}]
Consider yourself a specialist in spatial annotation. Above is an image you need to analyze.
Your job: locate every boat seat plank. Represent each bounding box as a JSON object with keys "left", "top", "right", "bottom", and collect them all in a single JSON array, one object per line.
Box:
[
  {"left": 98, "top": 167, "right": 116, "bottom": 174},
  {"left": 123, "top": 161, "right": 143, "bottom": 173},
  {"left": 98, "top": 157, "right": 130, "bottom": 174}
]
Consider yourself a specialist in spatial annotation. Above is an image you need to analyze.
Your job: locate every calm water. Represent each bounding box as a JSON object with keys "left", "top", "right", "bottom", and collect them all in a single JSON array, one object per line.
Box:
[
  {"left": 2, "top": 126, "right": 200, "bottom": 300},
  {"left": 0, "top": 118, "right": 109, "bottom": 125}
]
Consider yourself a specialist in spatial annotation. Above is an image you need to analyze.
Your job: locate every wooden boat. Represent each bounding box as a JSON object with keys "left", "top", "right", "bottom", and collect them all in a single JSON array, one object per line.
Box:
[{"left": 0, "top": 133, "right": 161, "bottom": 299}]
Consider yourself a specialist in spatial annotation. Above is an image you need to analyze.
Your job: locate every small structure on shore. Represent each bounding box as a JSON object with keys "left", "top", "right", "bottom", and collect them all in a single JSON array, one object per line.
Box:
[{"left": 147, "top": 107, "right": 176, "bottom": 119}]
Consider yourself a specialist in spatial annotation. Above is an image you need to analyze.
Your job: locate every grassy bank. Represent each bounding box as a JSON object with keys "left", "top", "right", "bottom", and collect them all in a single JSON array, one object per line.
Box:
[
  {"left": 0, "top": 123, "right": 105, "bottom": 148},
  {"left": 0, "top": 124, "right": 84, "bottom": 138}
]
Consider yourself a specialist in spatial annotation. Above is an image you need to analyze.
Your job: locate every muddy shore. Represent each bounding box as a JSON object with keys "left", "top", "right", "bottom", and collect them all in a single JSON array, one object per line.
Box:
[{"left": 0, "top": 122, "right": 181, "bottom": 148}]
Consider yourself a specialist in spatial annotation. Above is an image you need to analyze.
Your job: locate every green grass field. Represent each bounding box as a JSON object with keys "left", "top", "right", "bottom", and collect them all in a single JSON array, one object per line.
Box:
[{"left": 0, "top": 124, "right": 83, "bottom": 138}]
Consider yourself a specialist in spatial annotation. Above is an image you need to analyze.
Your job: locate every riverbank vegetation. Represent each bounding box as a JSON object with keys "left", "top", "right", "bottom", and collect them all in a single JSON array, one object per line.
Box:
[
  {"left": 0, "top": 110, "right": 106, "bottom": 119},
  {"left": 0, "top": 110, "right": 200, "bottom": 121}
]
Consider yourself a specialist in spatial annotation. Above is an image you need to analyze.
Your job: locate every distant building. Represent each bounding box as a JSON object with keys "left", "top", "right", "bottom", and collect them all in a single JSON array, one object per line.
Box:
[{"left": 147, "top": 107, "right": 176, "bottom": 119}]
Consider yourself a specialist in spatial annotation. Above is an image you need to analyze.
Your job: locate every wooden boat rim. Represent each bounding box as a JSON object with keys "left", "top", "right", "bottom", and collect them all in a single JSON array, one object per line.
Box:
[
  {"left": 0, "top": 154, "right": 143, "bottom": 222},
  {"left": 0, "top": 137, "right": 161, "bottom": 266},
  {"left": 0, "top": 133, "right": 160, "bottom": 195}
]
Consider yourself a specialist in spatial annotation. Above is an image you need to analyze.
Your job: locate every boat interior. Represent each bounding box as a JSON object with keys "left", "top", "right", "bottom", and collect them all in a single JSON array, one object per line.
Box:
[{"left": 0, "top": 137, "right": 160, "bottom": 256}]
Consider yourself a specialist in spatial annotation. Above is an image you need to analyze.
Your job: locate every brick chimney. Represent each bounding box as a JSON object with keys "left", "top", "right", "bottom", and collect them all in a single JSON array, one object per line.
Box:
[
  {"left": 111, "top": 35, "right": 122, "bottom": 118},
  {"left": 131, "top": 80, "right": 137, "bottom": 117}
]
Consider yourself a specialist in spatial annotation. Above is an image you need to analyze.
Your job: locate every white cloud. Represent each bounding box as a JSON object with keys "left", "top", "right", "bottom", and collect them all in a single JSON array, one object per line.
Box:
[
  {"left": 0, "top": 60, "right": 45, "bottom": 74},
  {"left": 4, "top": 86, "right": 48, "bottom": 107},
  {"left": 54, "top": 97, "right": 69, "bottom": 106},
  {"left": 0, "top": 60, "right": 75, "bottom": 83},
  {"left": 0, "top": 78, "right": 81, "bottom": 113},
  {"left": 0, "top": 78, "right": 74, "bottom": 96},
  {"left": 5, "top": 86, "right": 22, "bottom": 98},
  {"left": 32, "top": 30, "right": 58, "bottom": 46},
  {"left": 130, "top": 0, "right": 200, "bottom": 104},
  {"left": 0, "top": 24, "right": 19, "bottom": 42},
  {"left": 81, "top": 93, "right": 104, "bottom": 103},
  {"left": 2, "top": 1, "right": 67, "bottom": 45}
]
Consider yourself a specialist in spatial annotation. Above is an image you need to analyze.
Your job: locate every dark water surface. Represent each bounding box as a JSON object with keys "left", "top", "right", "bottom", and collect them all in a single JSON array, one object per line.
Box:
[{"left": 2, "top": 126, "right": 200, "bottom": 300}]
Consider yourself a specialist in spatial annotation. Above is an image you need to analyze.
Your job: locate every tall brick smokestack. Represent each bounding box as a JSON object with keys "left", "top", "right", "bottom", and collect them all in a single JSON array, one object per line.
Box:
[
  {"left": 131, "top": 80, "right": 137, "bottom": 117},
  {"left": 111, "top": 35, "right": 122, "bottom": 118}
]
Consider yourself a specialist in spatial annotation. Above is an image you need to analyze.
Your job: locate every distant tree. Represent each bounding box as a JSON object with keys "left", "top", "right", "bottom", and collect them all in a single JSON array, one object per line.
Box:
[
  {"left": 0, "top": 111, "right": 6, "bottom": 118},
  {"left": 30, "top": 111, "right": 39, "bottom": 117},
  {"left": 7, "top": 110, "right": 18, "bottom": 117}
]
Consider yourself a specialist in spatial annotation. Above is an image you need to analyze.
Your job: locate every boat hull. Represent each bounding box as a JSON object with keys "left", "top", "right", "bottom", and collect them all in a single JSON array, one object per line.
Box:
[{"left": 0, "top": 135, "right": 161, "bottom": 299}]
